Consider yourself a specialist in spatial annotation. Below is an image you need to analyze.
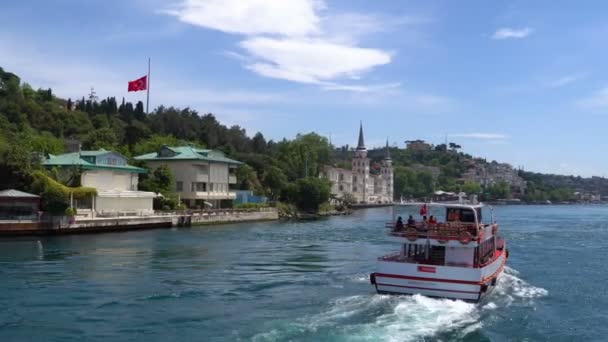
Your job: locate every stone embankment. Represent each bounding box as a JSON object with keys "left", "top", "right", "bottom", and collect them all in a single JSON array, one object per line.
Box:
[{"left": 0, "top": 208, "right": 278, "bottom": 236}]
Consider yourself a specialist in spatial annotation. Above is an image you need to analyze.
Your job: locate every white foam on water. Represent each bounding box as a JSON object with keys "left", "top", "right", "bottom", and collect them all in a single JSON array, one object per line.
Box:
[
  {"left": 348, "top": 273, "right": 370, "bottom": 283},
  {"left": 483, "top": 302, "right": 498, "bottom": 310},
  {"left": 493, "top": 268, "right": 548, "bottom": 303},
  {"left": 252, "top": 267, "right": 547, "bottom": 341},
  {"left": 287, "top": 294, "right": 480, "bottom": 342}
]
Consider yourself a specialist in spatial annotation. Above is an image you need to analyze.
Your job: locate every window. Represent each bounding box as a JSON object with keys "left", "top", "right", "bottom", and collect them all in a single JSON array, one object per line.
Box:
[
  {"left": 192, "top": 182, "right": 207, "bottom": 192},
  {"left": 339, "top": 185, "right": 344, "bottom": 191},
  {"left": 353, "top": 186, "right": 358, "bottom": 192},
  {"left": 353, "top": 176, "right": 357, "bottom": 182},
  {"left": 209, "top": 183, "right": 214, "bottom": 192},
  {"left": 176, "top": 181, "right": 183, "bottom": 191}
]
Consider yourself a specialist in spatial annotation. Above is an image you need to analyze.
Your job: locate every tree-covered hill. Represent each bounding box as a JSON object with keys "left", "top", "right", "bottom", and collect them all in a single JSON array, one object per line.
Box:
[{"left": 1, "top": 65, "right": 605, "bottom": 207}]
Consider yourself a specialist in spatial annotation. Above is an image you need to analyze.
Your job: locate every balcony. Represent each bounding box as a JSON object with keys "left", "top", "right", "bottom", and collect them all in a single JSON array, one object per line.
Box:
[{"left": 194, "top": 191, "right": 237, "bottom": 200}]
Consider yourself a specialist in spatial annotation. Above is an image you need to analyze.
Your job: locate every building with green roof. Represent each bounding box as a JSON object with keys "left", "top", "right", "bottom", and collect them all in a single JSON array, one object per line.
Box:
[
  {"left": 43, "top": 149, "right": 154, "bottom": 217},
  {"left": 135, "top": 146, "right": 242, "bottom": 208}
]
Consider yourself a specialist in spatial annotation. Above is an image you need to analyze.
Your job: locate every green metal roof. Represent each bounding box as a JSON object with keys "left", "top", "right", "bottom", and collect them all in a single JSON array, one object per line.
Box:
[
  {"left": 43, "top": 150, "right": 147, "bottom": 173},
  {"left": 134, "top": 146, "right": 243, "bottom": 165}
]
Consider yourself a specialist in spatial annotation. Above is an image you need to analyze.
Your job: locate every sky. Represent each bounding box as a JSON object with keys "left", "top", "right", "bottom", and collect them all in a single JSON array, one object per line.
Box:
[{"left": 1, "top": 0, "right": 608, "bottom": 177}]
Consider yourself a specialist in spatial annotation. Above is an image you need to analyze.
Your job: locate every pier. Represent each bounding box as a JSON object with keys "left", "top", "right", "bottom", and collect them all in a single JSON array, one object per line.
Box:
[{"left": 0, "top": 208, "right": 278, "bottom": 236}]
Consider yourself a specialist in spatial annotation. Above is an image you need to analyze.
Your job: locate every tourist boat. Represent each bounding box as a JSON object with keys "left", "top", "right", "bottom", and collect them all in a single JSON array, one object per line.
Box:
[{"left": 369, "top": 202, "right": 507, "bottom": 302}]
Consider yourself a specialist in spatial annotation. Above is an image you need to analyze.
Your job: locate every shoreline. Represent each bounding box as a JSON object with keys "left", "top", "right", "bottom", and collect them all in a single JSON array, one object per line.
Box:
[{"left": 0, "top": 208, "right": 279, "bottom": 237}]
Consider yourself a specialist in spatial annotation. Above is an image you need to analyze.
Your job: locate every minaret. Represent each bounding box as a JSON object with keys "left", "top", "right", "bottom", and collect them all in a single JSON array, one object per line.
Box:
[
  {"left": 352, "top": 121, "right": 369, "bottom": 202},
  {"left": 355, "top": 121, "right": 367, "bottom": 158},
  {"left": 381, "top": 139, "right": 394, "bottom": 202}
]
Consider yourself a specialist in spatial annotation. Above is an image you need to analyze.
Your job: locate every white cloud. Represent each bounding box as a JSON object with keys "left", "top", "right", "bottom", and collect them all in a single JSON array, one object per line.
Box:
[
  {"left": 321, "top": 82, "right": 401, "bottom": 93},
  {"left": 163, "top": 0, "right": 398, "bottom": 91},
  {"left": 450, "top": 133, "right": 509, "bottom": 140},
  {"left": 577, "top": 87, "right": 608, "bottom": 110},
  {"left": 163, "top": 0, "right": 324, "bottom": 37},
  {"left": 492, "top": 27, "right": 533, "bottom": 40},
  {"left": 241, "top": 37, "right": 391, "bottom": 84},
  {"left": 547, "top": 73, "right": 585, "bottom": 88}
]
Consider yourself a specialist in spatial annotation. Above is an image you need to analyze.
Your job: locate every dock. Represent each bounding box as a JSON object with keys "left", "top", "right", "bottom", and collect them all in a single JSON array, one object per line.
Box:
[{"left": 0, "top": 208, "right": 278, "bottom": 236}]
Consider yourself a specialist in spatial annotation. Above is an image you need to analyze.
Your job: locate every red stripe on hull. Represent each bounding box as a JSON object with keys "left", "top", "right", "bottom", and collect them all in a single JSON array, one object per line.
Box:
[
  {"left": 375, "top": 273, "right": 480, "bottom": 285},
  {"left": 376, "top": 283, "right": 480, "bottom": 294},
  {"left": 376, "top": 253, "right": 506, "bottom": 286}
]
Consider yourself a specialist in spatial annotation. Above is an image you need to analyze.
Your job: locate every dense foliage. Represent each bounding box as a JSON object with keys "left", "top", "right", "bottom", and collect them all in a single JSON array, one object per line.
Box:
[{"left": 1, "top": 65, "right": 603, "bottom": 213}]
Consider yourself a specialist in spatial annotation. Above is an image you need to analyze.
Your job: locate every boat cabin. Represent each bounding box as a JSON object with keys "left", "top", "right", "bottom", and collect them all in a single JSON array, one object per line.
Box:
[{"left": 384, "top": 203, "right": 503, "bottom": 268}]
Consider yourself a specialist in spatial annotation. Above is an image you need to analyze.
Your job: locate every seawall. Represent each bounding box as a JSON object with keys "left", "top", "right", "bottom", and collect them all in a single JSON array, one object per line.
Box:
[{"left": 0, "top": 208, "right": 278, "bottom": 236}]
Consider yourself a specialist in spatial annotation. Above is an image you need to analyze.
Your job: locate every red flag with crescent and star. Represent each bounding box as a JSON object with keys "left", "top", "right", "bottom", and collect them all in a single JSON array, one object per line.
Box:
[{"left": 128, "top": 76, "right": 147, "bottom": 92}]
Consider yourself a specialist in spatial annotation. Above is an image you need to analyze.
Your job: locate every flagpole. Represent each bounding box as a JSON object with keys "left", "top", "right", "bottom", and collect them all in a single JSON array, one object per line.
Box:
[{"left": 146, "top": 57, "right": 150, "bottom": 114}]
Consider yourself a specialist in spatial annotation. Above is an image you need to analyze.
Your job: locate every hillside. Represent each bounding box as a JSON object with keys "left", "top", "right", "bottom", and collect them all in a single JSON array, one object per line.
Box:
[{"left": 0, "top": 66, "right": 605, "bottom": 205}]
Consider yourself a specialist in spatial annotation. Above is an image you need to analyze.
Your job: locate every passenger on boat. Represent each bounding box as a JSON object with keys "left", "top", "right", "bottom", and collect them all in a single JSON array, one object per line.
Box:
[
  {"left": 428, "top": 215, "right": 437, "bottom": 225},
  {"left": 447, "top": 210, "right": 460, "bottom": 222},
  {"left": 395, "top": 216, "right": 404, "bottom": 230},
  {"left": 407, "top": 215, "right": 415, "bottom": 226}
]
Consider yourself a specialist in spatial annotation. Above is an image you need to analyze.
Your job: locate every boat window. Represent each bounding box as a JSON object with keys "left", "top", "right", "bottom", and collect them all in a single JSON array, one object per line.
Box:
[
  {"left": 460, "top": 209, "right": 476, "bottom": 223},
  {"left": 446, "top": 208, "right": 477, "bottom": 223}
]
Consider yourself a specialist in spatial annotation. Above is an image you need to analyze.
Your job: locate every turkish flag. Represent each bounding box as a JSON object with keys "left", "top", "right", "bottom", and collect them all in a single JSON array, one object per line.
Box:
[{"left": 128, "top": 76, "right": 147, "bottom": 92}]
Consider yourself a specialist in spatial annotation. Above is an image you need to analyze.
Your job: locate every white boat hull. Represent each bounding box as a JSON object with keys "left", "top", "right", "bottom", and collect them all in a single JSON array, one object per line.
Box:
[{"left": 371, "top": 248, "right": 506, "bottom": 302}]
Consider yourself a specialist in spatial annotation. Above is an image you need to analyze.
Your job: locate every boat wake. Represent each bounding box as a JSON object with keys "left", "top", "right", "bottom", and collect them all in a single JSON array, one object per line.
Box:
[{"left": 252, "top": 267, "right": 547, "bottom": 341}]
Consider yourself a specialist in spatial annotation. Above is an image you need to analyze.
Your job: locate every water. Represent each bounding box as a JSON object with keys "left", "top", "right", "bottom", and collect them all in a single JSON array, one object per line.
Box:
[{"left": 0, "top": 205, "right": 606, "bottom": 341}]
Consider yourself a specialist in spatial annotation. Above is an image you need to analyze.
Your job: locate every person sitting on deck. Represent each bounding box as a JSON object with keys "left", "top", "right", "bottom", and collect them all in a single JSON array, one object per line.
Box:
[
  {"left": 428, "top": 215, "right": 437, "bottom": 225},
  {"left": 395, "top": 216, "right": 404, "bottom": 230},
  {"left": 447, "top": 209, "right": 460, "bottom": 222},
  {"left": 407, "top": 215, "right": 415, "bottom": 226}
]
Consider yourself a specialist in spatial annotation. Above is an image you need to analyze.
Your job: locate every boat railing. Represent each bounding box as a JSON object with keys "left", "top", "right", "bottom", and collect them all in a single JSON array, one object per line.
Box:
[{"left": 387, "top": 221, "right": 484, "bottom": 242}]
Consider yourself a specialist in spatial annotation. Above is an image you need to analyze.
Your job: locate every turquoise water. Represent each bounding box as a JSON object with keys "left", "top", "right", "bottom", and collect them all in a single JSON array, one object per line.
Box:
[{"left": 0, "top": 206, "right": 606, "bottom": 341}]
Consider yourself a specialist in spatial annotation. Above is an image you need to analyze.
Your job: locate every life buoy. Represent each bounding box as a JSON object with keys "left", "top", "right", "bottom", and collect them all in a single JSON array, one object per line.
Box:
[
  {"left": 405, "top": 229, "right": 418, "bottom": 241},
  {"left": 459, "top": 231, "right": 472, "bottom": 245}
]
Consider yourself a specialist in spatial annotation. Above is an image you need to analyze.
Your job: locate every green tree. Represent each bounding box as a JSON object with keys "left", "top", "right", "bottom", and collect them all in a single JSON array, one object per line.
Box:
[
  {"left": 462, "top": 181, "right": 482, "bottom": 195},
  {"left": 252, "top": 132, "right": 267, "bottom": 154},
  {"left": 262, "top": 165, "right": 287, "bottom": 200},
  {"left": 294, "top": 177, "right": 331, "bottom": 211},
  {"left": 83, "top": 127, "right": 119, "bottom": 150},
  {"left": 235, "top": 164, "right": 264, "bottom": 194}
]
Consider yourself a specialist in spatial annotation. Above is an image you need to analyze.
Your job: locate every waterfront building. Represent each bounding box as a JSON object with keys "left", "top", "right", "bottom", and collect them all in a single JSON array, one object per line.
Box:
[
  {"left": 0, "top": 189, "right": 40, "bottom": 220},
  {"left": 135, "top": 145, "right": 242, "bottom": 208},
  {"left": 320, "top": 123, "right": 393, "bottom": 203},
  {"left": 43, "top": 149, "right": 154, "bottom": 217}
]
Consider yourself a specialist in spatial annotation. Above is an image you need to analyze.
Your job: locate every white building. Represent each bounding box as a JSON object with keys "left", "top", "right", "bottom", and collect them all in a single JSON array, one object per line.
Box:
[
  {"left": 321, "top": 123, "right": 393, "bottom": 204},
  {"left": 43, "top": 149, "right": 155, "bottom": 217},
  {"left": 135, "top": 145, "right": 242, "bottom": 208}
]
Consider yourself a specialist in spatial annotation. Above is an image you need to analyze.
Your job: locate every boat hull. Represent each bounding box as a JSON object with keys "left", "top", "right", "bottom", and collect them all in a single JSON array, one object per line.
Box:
[{"left": 371, "top": 249, "right": 506, "bottom": 302}]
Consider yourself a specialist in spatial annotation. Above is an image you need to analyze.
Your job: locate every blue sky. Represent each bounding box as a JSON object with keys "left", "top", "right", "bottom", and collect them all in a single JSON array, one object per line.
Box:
[{"left": 2, "top": 0, "right": 608, "bottom": 176}]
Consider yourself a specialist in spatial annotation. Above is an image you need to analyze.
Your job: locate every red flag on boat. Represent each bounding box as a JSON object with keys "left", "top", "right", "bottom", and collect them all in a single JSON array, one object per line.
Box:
[
  {"left": 128, "top": 76, "right": 147, "bottom": 92},
  {"left": 420, "top": 204, "right": 427, "bottom": 216}
]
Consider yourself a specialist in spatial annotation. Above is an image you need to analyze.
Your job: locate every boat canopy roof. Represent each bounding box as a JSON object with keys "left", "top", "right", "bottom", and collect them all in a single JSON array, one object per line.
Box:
[{"left": 392, "top": 202, "right": 488, "bottom": 210}]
